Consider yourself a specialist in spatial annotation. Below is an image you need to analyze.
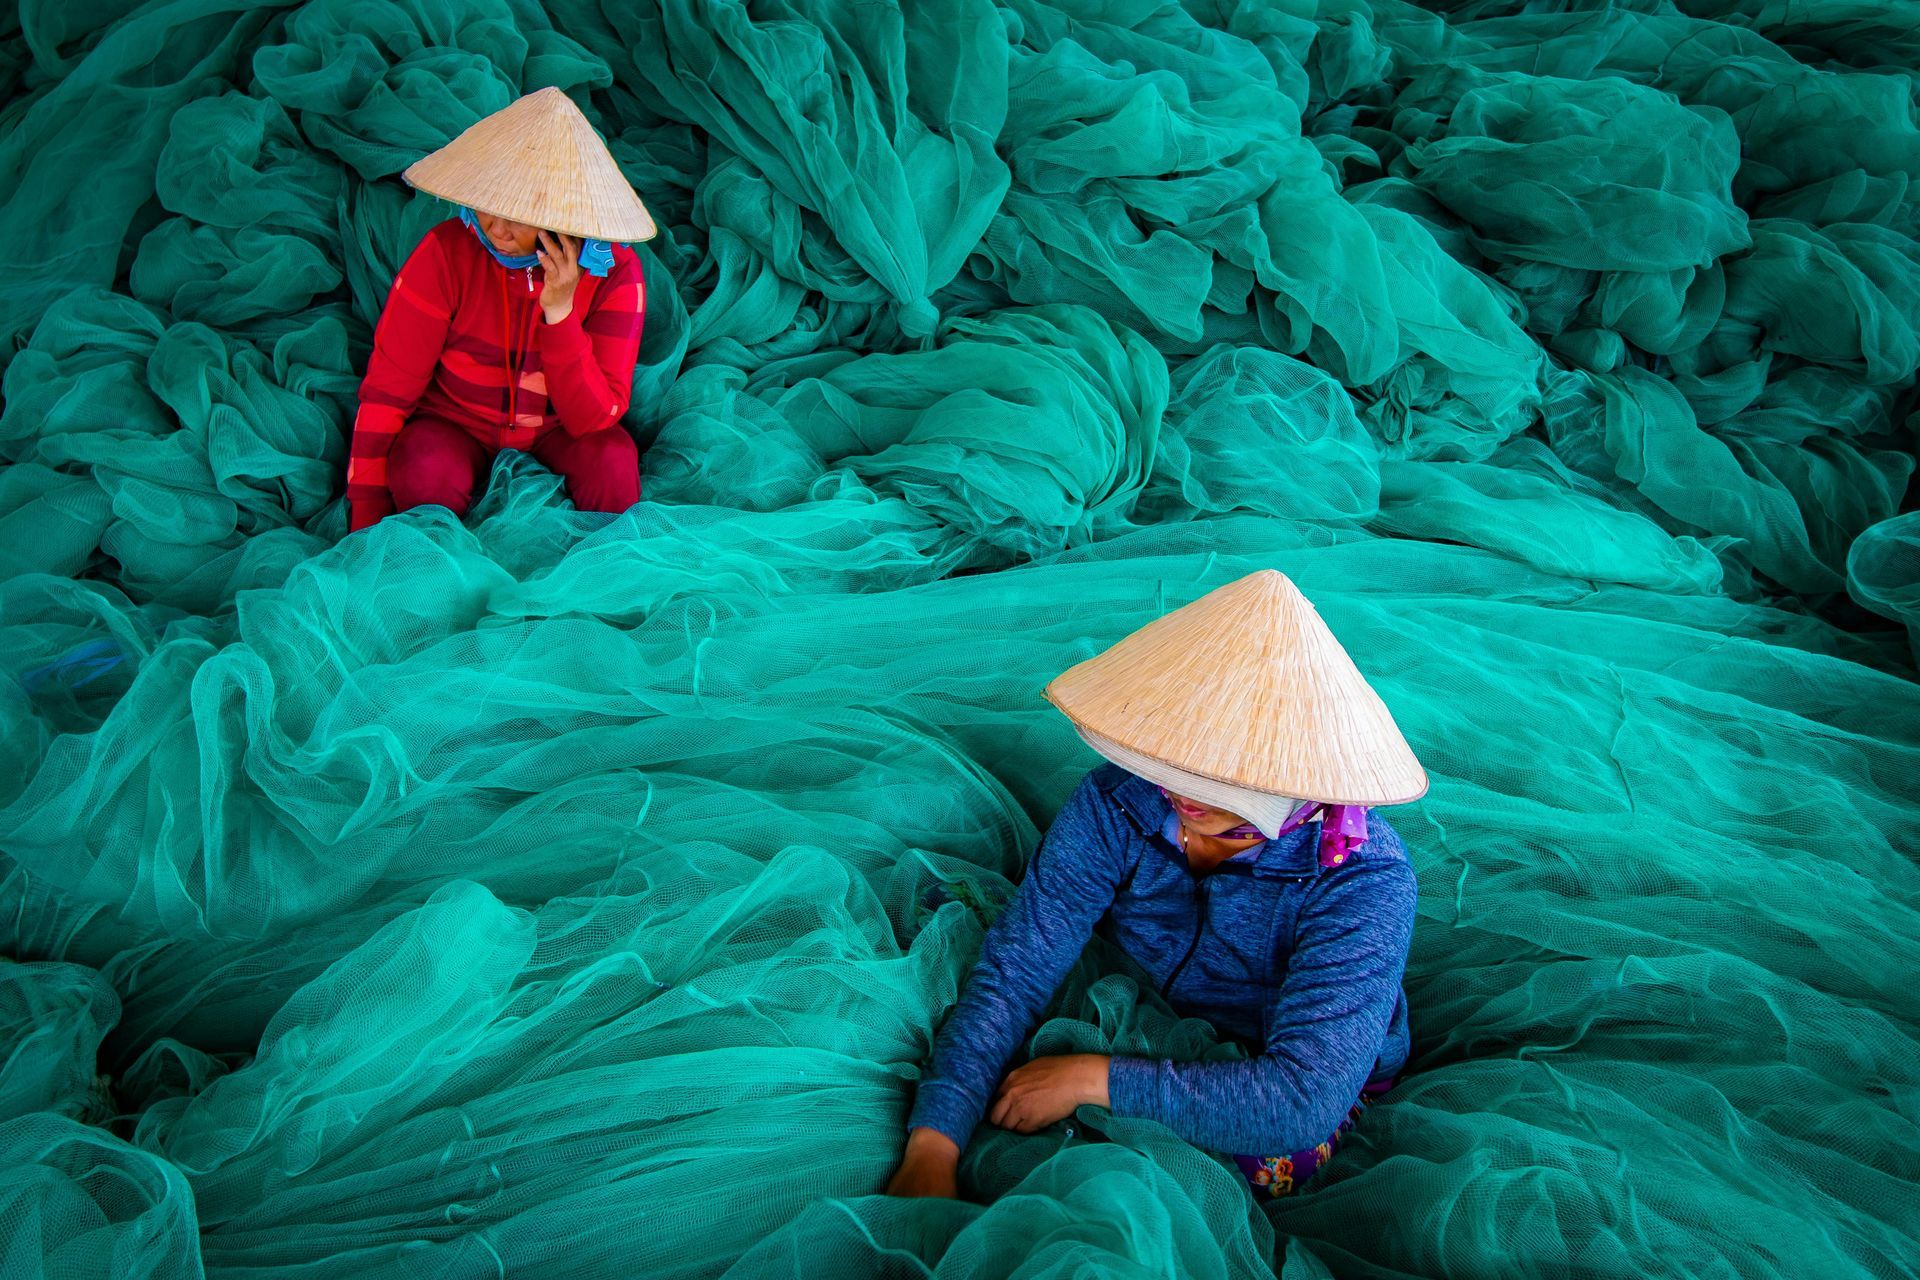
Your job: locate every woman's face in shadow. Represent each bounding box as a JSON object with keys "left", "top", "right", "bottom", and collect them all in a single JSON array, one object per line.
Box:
[
  {"left": 477, "top": 211, "right": 544, "bottom": 256},
  {"left": 1165, "top": 790, "right": 1254, "bottom": 838}
]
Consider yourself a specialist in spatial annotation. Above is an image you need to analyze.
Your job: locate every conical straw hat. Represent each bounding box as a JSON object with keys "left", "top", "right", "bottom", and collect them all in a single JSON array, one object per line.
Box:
[
  {"left": 403, "top": 87, "right": 657, "bottom": 243},
  {"left": 1044, "top": 570, "right": 1428, "bottom": 807}
]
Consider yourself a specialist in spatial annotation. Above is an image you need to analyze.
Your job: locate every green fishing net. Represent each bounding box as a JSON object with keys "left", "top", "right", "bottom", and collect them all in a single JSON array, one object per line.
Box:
[{"left": 2, "top": 0, "right": 1918, "bottom": 1275}]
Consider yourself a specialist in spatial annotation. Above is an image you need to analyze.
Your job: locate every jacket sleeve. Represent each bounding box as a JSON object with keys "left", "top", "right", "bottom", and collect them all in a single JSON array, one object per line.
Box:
[
  {"left": 347, "top": 227, "right": 458, "bottom": 531},
  {"left": 908, "top": 772, "right": 1134, "bottom": 1150},
  {"left": 536, "top": 250, "right": 646, "bottom": 437},
  {"left": 1106, "top": 845, "right": 1417, "bottom": 1155}
]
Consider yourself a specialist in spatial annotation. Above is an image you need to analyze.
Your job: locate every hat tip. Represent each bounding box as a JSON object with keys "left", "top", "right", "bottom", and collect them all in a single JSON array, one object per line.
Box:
[{"left": 1238, "top": 567, "right": 1300, "bottom": 598}]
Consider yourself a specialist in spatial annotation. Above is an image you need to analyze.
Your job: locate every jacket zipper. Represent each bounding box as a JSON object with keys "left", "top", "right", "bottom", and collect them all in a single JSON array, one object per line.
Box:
[{"left": 1160, "top": 880, "right": 1208, "bottom": 999}]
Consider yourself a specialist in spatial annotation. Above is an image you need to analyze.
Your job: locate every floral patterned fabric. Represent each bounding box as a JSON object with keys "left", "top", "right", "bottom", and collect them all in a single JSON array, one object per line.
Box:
[{"left": 1233, "top": 1076, "right": 1396, "bottom": 1198}]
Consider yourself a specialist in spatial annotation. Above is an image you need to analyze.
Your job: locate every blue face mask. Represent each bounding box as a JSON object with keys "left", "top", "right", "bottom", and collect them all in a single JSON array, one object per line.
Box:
[{"left": 459, "top": 206, "right": 616, "bottom": 277}]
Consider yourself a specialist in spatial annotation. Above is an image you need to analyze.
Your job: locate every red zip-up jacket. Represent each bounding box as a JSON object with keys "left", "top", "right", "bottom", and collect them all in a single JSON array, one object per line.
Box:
[{"left": 345, "top": 219, "right": 646, "bottom": 530}]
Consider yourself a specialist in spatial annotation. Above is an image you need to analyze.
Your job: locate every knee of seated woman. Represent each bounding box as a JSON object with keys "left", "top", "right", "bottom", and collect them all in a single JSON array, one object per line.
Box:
[
  {"left": 389, "top": 424, "right": 483, "bottom": 511},
  {"left": 555, "top": 432, "right": 641, "bottom": 511},
  {"left": 571, "top": 428, "right": 636, "bottom": 461}
]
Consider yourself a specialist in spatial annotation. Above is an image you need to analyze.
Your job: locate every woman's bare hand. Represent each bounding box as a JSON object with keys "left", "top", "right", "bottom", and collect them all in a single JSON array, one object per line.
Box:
[
  {"left": 884, "top": 1127, "right": 961, "bottom": 1198},
  {"left": 537, "top": 231, "right": 583, "bottom": 322},
  {"left": 987, "top": 1054, "right": 1110, "bottom": 1134}
]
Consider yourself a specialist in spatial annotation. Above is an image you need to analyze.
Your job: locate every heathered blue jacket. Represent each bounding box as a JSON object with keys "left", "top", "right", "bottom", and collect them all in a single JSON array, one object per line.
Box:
[{"left": 909, "top": 764, "right": 1417, "bottom": 1155}]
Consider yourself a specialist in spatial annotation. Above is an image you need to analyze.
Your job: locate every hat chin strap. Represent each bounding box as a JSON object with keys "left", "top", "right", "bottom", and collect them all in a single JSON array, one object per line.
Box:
[{"left": 1073, "top": 726, "right": 1310, "bottom": 839}]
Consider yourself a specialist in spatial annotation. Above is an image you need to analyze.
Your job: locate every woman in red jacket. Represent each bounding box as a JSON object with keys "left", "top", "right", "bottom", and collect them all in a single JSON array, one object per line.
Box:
[{"left": 345, "top": 88, "right": 657, "bottom": 533}]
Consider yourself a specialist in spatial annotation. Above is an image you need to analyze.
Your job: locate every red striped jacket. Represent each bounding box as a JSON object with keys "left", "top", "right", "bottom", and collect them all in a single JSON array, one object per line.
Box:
[{"left": 346, "top": 219, "right": 646, "bottom": 530}]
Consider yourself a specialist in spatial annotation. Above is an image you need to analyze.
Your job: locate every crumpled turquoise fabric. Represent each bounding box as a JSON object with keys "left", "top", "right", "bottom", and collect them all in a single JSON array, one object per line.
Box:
[{"left": 1, "top": 0, "right": 1917, "bottom": 1276}]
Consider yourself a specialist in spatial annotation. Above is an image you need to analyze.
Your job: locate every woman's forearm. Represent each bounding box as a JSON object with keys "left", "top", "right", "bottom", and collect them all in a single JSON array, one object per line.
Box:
[
  {"left": 1106, "top": 1053, "right": 1356, "bottom": 1155},
  {"left": 537, "top": 311, "right": 628, "bottom": 435}
]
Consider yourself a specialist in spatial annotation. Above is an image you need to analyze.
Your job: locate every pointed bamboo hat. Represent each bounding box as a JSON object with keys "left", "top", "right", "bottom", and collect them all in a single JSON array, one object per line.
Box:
[
  {"left": 403, "top": 87, "right": 657, "bottom": 243},
  {"left": 1045, "top": 570, "right": 1428, "bottom": 807}
]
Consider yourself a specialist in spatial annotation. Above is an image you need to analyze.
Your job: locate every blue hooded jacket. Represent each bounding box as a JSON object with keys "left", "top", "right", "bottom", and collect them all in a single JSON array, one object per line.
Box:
[{"left": 909, "top": 764, "right": 1417, "bottom": 1155}]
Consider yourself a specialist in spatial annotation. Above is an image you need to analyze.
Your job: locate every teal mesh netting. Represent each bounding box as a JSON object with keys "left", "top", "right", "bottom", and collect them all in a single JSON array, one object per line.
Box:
[{"left": 2, "top": 0, "right": 1918, "bottom": 1275}]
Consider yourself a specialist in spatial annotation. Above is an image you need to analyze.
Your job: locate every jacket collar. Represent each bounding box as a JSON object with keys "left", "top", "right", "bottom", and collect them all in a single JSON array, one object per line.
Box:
[{"left": 1097, "top": 766, "right": 1320, "bottom": 880}]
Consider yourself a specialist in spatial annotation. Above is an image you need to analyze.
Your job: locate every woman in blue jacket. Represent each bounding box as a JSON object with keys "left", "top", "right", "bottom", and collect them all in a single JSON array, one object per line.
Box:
[{"left": 888, "top": 570, "right": 1428, "bottom": 1200}]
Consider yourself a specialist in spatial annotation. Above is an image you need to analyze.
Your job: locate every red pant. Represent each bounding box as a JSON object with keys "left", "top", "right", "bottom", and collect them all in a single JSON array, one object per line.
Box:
[{"left": 388, "top": 416, "right": 640, "bottom": 517}]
